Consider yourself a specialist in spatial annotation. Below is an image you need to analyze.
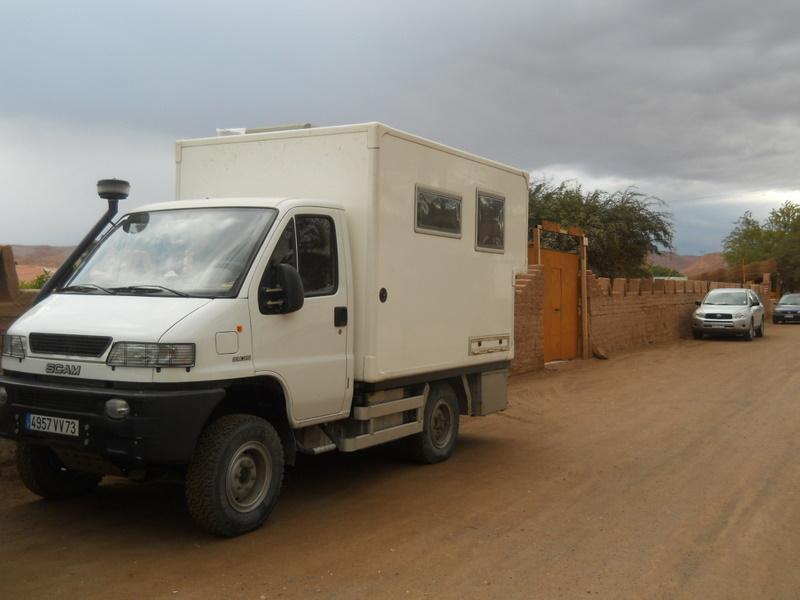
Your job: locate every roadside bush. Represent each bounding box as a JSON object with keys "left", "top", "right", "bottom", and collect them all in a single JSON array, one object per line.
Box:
[{"left": 19, "top": 269, "right": 52, "bottom": 290}]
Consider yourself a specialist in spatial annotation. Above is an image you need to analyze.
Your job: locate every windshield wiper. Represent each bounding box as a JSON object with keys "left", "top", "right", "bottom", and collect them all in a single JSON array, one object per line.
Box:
[
  {"left": 60, "top": 283, "right": 114, "bottom": 295},
  {"left": 109, "top": 285, "right": 189, "bottom": 297}
]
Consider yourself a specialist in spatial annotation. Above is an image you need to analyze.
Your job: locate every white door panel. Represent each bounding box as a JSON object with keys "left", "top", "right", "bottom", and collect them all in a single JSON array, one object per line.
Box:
[{"left": 248, "top": 210, "right": 350, "bottom": 423}]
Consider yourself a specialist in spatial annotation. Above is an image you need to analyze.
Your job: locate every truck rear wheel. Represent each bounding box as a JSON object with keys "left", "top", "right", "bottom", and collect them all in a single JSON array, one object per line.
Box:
[
  {"left": 16, "top": 442, "right": 101, "bottom": 499},
  {"left": 185, "top": 414, "right": 284, "bottom": 537},
  {"left": 408, "top": 383, "right": 460, "bottom": 464}
]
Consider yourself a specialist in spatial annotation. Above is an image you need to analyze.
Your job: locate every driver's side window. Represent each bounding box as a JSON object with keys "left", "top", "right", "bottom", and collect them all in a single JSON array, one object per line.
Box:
[
  {"left": 261, "top": 215, "right": 338, "bottom": 300},
  {"left": 268, "top": 219, "right": 298, "bottom": 272}
]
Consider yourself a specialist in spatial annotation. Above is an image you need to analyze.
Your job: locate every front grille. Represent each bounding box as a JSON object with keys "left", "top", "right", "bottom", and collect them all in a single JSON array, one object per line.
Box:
[
  {"left": 29, "top": 333, "right": 112, "bottom": 358},
  {"left": 10, "top": 387, "right": 103, "bottom": 413},
  {"left": 703, "top": 313, "right": 732, "bottom": 320}
]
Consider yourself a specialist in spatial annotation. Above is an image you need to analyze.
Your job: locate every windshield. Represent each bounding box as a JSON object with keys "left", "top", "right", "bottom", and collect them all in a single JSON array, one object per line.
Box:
[
  {"left": 779, "top": 294, "right": 800, "bottom": 305},
  {"left": 66, "top": 207, "right": 277, "bottom": 298},
  {"left": 702, "top": 290, "right": 748, "bottom": 306}
]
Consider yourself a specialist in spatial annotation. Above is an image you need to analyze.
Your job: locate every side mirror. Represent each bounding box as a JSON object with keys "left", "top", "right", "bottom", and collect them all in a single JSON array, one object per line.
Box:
[
  {"left": 695, "top": 300, "right": 701, "bottom": 306},
  {"left": 259, "top": 264, "right": 304, "bottom": 314}
]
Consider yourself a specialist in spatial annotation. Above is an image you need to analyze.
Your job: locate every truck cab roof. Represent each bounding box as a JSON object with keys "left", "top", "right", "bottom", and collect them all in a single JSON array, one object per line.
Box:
[{"left": 133, "top": 197, "right": 344, "bottom": 214}]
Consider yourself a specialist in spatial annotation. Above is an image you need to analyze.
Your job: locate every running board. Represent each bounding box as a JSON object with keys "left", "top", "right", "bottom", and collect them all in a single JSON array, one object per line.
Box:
[
  {"left": 352, "top": 393, "right": 425, "bottom": 420},
  {"left": 335, "top": 384, "right": 429, "bottom": 452},
  {"left": 338, "top": 421, "right": 423, "bottom": 452}
]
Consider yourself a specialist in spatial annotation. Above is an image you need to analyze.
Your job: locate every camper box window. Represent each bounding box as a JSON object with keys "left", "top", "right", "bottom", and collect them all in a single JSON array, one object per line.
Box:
[
  {"left": 475, "top": 191, "right": 505, "bottom": 252},
  {"left": 415, "top": 186, "right": 462, "bottom": 238}
]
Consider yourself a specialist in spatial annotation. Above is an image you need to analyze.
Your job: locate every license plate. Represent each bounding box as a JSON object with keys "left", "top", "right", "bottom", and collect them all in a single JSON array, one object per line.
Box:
[{"left": 25, "top": 413, "right": 79, "bottom": 437}]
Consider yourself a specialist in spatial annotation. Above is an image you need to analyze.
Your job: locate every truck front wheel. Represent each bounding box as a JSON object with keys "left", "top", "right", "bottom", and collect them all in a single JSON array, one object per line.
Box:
[
  {"left": 408, "top": 383, "right": 460, "bottom": 464},
  {"left": 17, "top": 443, "right": 101, "bottom": 499},
  {"left": 185, "top": 414, "right": 284, "bottom": 537}
]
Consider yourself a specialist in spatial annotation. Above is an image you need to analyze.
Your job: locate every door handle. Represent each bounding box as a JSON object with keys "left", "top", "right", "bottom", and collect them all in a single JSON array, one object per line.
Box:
[{"left": 334, "top": 306, "right": 348, "bottom": 327}]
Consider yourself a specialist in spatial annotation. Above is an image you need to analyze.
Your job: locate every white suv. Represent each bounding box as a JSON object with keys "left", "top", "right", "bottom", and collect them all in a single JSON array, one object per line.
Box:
[{"left": 692, "top": 288, "right": 766, "bottom": 340}]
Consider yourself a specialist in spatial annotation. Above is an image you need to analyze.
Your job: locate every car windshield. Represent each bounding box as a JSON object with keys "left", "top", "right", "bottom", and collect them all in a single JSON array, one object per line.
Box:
[
  {"left": 65, "top": 207, "right": 277, "bottom": 298},
  {"left": 703, "top": 291, "right": 748, "bottom": 306},
  {"left": 779, "top": 294, "right": 800, "bottom": 305}
]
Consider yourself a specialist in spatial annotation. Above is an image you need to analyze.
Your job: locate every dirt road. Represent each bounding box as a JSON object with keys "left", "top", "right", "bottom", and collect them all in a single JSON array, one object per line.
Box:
[{"left": 3, "top": 325, "right": 800, "bottom": 599}]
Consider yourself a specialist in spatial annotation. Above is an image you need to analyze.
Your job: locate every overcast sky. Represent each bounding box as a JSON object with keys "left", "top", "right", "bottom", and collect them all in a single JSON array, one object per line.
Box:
[{"left": 2, "top": 0, "right": 799, "bottom": 254}]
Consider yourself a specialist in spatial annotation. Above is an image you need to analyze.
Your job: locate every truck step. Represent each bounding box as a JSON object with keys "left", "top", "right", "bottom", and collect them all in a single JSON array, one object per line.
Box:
[
  {"left": 338, "top": 421, "right": 423, "bottom": 452},
  {"left": 330, "top": 384, "right": 429, "bottom": 452},
  {"left": 352, "top": 393, "right": 425, "bottom": 420}
]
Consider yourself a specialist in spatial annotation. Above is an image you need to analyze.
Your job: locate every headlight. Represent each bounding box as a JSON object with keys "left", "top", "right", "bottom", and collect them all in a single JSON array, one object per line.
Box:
[
  {"left": 1, "top": 335, "right": 26, "bottom": 359},
  {"left": 695, "top": 312, "right": 705, "bottom": 318},
  {"left": 733, "top": 312, "right": 746, "bottom": 319},
  {"left": 107, "top": 342, "right": 195, "bottom": 368}
]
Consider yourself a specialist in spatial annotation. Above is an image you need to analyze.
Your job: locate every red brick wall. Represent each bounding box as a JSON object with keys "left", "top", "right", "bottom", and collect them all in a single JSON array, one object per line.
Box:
[
  {"left": 511, "top": 268, "right": 773, "bottom": 371},
  {"left": 512, "top": 265, "right": 544, "bottom": 374},
  {"left": 588, "top": 274, "right": 772, "bottom": 356},
  {"left": 0, "top": 246, "right": 36, "bottom": 336}
]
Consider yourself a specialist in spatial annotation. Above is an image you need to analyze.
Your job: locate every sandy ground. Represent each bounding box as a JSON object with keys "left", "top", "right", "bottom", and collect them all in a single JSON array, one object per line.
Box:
[{"left": 2, "top": 325, "right": 800, "bottom": 599}]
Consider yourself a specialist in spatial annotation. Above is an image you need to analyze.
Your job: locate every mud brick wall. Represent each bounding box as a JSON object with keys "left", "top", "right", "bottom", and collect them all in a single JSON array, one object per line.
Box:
[
  {"left": 0, "top": 246, "right": 36, "bottom": 475},
  {"left": 588, "top": 274, "right": 772, "bottom": 356},
  {"left": 0, "top": 246, "right": 36, "bottom": 336},
  {"left": 512, "top": 265, "right": 544, "bottom": 374}
]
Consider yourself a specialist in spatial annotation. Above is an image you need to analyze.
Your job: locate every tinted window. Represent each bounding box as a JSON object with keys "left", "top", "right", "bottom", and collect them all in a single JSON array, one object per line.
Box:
[
  {"left": 267, "top": 220, "right": 297, "bottom": 272},
  {"left": 296, "top": 215, "right": 337, "bottom": 296},
  {"left": 703, "top": 290, "right": 748, "bottom": 305},
  {"left": 415, "top": 186, "right": 462, "bottom": 237},
  {"left": 476, "top": 192, "right": 505, "bottom": 251},
  {"left": 779, "top": 294, "right": 800, "bottom": 305}
]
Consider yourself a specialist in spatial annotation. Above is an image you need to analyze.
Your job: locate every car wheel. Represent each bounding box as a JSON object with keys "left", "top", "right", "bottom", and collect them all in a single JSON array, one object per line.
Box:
[
  {"left": 692, "top": 329, "right": 703, "bottom": 340},
  {"left": 407, "top": 383, "right": 460, "bottom": 464},
  {"left": 17, "top": 443, "right": 102, "bottom": 499},
  {"left": 756, "top": 317, "right": 765, "bottom": 337},
  {"left": 186, "top": 414, "right": 284, "bottom": 537},
  {"left": 744, "top": 319, "right": 755, "bottom": 341}
]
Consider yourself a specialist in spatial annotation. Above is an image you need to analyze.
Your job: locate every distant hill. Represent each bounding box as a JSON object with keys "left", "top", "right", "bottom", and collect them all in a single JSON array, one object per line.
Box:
[
  {"left": 648, "top": 252, "right": 726, "bottom": 279},
  {"left": 12, "top": 245, "right": 74, "bottom": 268},
  {"left": 10, "top": 245, "right": 74, "bottom": 283}
]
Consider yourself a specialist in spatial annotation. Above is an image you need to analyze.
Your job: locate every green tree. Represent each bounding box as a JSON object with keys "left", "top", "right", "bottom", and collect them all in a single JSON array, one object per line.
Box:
[
  {"left": 647, "top": 264, "right": 683, "bottom": 277},
  {"left": 529, "top": 179, "right": 674, "bottom": 278},
  {"left": 722, "top": 212, "right": 770, "bottom": 267},
  {"left": 723, "top": 201, "right": 800, "bottom": 291}
]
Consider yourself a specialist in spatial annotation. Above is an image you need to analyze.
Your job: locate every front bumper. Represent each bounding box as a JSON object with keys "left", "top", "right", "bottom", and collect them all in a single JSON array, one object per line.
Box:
[
  {"left": 773, "top": 311, "right": 800, "bottom": 322},
  {"left": 692, "top": 317, "right": 750, "bottom": 335},
  {"left": 0, "top": 371, "right": 224, "bottom": 469}
]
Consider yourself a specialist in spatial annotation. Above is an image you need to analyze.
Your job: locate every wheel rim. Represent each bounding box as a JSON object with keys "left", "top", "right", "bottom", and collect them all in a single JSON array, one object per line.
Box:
[
  {"left": 225, "top": 441, "right": 271, "bottom": 513},
  {"left": 430, "top": 400, "right": 454, "bottom": 449}
]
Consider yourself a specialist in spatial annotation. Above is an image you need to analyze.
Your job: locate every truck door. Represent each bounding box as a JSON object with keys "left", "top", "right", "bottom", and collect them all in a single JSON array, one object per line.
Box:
[{"left": 248, "top": 209, "right": 351, "bottom": 423}]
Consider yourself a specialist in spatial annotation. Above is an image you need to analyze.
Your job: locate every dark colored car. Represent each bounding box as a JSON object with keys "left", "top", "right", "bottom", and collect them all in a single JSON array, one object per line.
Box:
[{"left": 773, "top": 293, "right": 800, "bottom": 324}]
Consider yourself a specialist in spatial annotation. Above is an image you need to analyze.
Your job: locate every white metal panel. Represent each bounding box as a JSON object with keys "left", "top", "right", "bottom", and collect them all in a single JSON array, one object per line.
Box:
[
  {"left": 366, "top": 131, "right": 528, "bottom": 381},
  {"left": 244, "top": 208, "right": 352, "bottom": 426}
]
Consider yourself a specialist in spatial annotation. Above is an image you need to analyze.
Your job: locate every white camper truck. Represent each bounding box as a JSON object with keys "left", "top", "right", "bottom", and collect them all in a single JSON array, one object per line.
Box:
[{"left": 0, "top": 123, "right": 528, "bottom": 535}]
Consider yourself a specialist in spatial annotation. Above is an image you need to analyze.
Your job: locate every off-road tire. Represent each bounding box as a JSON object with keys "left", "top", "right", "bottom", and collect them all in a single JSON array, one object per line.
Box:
[
  {"left": 408, "top": 383, "right": 460, "bottom": 464},
  {"left": 756, "top": 317, "right": 765, "bottom": 338},
  {"left": 17, "top": 443, "right": 101, "bottom": 499},
  {"left": 185, "top": 414, "right": 284, "bottom": 537},
  {"left": 692, "top": 329, "right": 703, "bottom": 340}
]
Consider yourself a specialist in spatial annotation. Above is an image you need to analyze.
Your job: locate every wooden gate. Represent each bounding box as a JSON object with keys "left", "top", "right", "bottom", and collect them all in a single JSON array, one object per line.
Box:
[{"left": 541, "top": 248, "right": 579, "bottom": 362}]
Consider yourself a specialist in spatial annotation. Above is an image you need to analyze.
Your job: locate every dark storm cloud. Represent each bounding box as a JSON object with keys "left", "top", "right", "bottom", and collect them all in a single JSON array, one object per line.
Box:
[{"left": 1, "top": 0, "right": 799, "bottom": 251}]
